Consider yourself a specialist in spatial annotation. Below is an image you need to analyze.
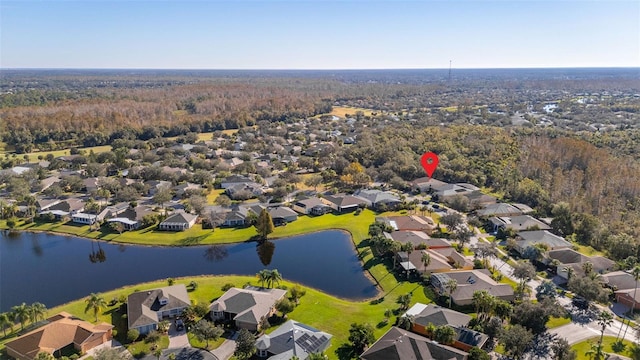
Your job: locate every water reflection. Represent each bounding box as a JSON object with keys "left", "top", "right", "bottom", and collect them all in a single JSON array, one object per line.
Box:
[
  {"left": 31, "top": 238, "right": 43, "bottom": 257},
  {"left": 256, "top": 240, "right": 275, "bottom": 266},
  {"left": 89, "top": 242, "right": 107, "bottom": 263},
  {"left": 203, "top": 245, "right": 228, "bottom": 262}
]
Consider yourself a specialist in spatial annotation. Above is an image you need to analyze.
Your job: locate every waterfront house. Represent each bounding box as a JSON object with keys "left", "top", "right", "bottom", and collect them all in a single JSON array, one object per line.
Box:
[{"left": 127, "top": 285, "right": 190, "bottom": 335}]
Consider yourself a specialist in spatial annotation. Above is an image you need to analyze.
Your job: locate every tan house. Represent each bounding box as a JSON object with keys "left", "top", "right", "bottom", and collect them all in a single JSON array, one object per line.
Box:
[
  {"left": 5, "top": 312, "right": 113, "bottom": 360},
  {"left": 209, "top": 287, "right": 287, "bottom": 332},
  {"left": 430, "top": 270, "right": 515, "bottom": 306}
]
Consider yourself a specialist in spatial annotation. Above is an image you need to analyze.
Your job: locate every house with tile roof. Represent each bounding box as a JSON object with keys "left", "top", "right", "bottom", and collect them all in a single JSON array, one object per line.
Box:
[
  {"left": 360, "top": 327, "right": 468, "bottom": 360},
  {"left": 255, "top": 320, "right": 332, "bottom": 359},
  {"left": 127, "top": 285, "right": 191, "bottom": 335},
  {"left": 209, "top": 287, "right": 287, "bottom": 332},
  {"left": 5, "top": 312, "right": 113, "bottom": 360}
]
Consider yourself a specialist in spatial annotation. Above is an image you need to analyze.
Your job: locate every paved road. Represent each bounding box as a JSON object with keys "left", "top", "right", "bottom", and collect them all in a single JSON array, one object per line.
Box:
[{"left": 141, "top": 347, "right": 216, "bottom": 360}]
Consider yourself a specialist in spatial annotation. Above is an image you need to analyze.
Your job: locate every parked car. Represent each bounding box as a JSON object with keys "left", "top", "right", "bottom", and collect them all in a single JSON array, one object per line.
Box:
[
  {"left": 572, "top": 296, "right": 589, "bottom": 310},
  {"left": 176, "top": 319, "right": 185, "bottom": 331}
]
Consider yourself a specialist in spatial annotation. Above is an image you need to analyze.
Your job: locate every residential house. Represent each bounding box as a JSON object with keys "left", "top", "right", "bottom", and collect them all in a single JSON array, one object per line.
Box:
[
  {"left": 268, "top": 206, "right": 298, "bottom": 225},
  {"left": 322, "top": 194, "right": 367, "bottom": 213},
  {"left": 223, "top": 157, "right": 244, "bottom": 168},
  {"left": 360, "top": 327, "right": 468, "bottom": 360},
  {"left": 72, "top": 212, "right": 98, "bottom": 225},
  {"left": 514, "top": 231, "right": 573, "bottom": 257},
  {"left": 488, "top": 215, "right": 551, "bottom": 233},
  {"left": 292, "top": 197, "right": 332, "bottom": 215},
  {"left": 106, "top": 217, "right": 139, "bottom": 231},
  {"left": 410, "top": 177, "right": 448, "bottom": 193},
  {"left": 397, "top": 248, "right": 472, "bottom": 275},
  {"left": 475, "top": 203, "right": 523, "bottom": 218},
  {"left": 603, "top": 271, "right": 639, "bottom": 291},
  {"left": 127, "top": 285, "right": 190, "bottom": 335},
  {"left": 384, "top": 231, "right": 451, "bottom": 249},
  {"left": 97, "top": 202, "right": 130, "bottom": 221},
  {"left": 158, "top": 210, "right": 198, "bottom": 231},
  {"left": 209, "top": 287, "right": 287, "bottom": 332},
  {"left": 48, "top": 198, "right": 85, "bottom": 215},
  {"left": 146, "top": 180, "right": 173, "bottom": 196},
  {"left": 430, "top": 270, "right": 515, "bottom": 306},
  {"left": 226, "top": 182, "right": 264, "bottom": 200},
  {"left": 402, "top": 303, "right": 488, "bottom": 352},
  {"left": 5, "top": 312, "right": 113, "bottom": 360},
  {"left": 223, "top": 207, "right": 250, "bottom": 227},
  {"left": 545, "top": 248, "right": 615, "bottom": 280},
  {"left": 173, "top": 182, "right": 202, "bottom": 198},
  {"left": 376, "top": 215, "right": 436, "bottom": 234},
  {"left": 353, "top": 189, "right": 402, "bottom": 210},
  {"left": 36, "top": 198, "right": 62, "bottom": 212},
  {"left": 460, "top": 191, "right": 497, "bottom": 209},
  {"left": 433, "top": 183, "right": 478, "bottom": 199},
  {"left": 82, "top": 177, "right": 102, "bottom": 193},
  {"left": 255, "top": 320, "right": 332, "bottom": 359}
]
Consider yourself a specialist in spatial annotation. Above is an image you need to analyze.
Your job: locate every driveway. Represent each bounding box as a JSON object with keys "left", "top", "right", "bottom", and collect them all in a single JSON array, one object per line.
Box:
[
  {"left": 168, "top": 322, "right": 190, "bottom": 348},
  {"left": 209, "top": 331, "right": 238, "bottom": 360},
  {"left": 141, "top": 347, "right": 216, "bottom": 360}
]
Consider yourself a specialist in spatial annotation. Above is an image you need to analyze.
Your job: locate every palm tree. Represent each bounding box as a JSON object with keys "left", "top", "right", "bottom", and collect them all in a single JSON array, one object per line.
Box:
[
  {"left": 0, "top": 312, "right": 13, "bottom": 336},
  {"left": 11, "top": 303, "right": 30, "bottom": 331},
  {"left": 84, "top": 293, "right": 107, "bottom": 322},
  {"left": 445, "top": 279, "right": 458, "bottom": 308},
  {"left": 308, "top": 353, "right": 328, "bottom": 360},
  {"left": 596, "top": 311, "right": 614, "bottom": 356},
  {"left": 585, "top": 341, "right": 604, "bottom": 360},
  {"left": 433, "top": 325, "right": 457, "bottom": 345},
  {"left": 421, "top": 251, "right": 431, "bottom": 273},
  {"left": 390, "top": 241, "right": 402, "bottom": 269},
  {"left": 267, "top": 269, "right": 283, "bottom": 289},
  {"left": 397, "top": 314, "right": 415, "bottom": 330},
  {"left": 257, "top": 269, "right": 271, "bottom": 288},
  {"left": 28, "top": 303, "right": 47, "bottom": 324},
  {"left": 621, "top": 265, "right": 640, "bottom": 340}
]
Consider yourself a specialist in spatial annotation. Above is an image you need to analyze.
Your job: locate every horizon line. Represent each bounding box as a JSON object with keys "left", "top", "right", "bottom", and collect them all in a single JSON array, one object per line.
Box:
[{"left": 2, "top": 66, "right": 639, "bottom": 71}]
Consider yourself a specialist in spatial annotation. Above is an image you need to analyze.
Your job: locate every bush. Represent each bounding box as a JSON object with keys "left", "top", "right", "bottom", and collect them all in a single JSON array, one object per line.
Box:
[
  {"left": 221, "top": 283, "right": 235, "bottom": 291},
  {"left": 144, "top": 330, "right": 160, "bottom": 344},
  {"left": 69, "top": 355, "right": 79, "bottom": 360},
  {"left": 355, "top": 208, "right": 362, "bottom": 215},
  {"left": 111, "top": 329, "right": 118, "bottom": 338},
  {"left": 127, "top": 329, "right": 140, "bottom": 343},
  {"left": 189, "top": 281, "right": 198, "bottom": 291},
  {"left": 473, "top": 259, "right": 484, "bottom": 269}
]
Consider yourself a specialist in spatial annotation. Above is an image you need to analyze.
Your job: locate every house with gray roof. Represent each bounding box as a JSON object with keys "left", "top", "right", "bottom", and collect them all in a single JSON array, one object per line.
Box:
[
  {"left": 127, "top": 285, "right": 190, "bottom": 335},
  {"left": 354, "top": 189, "right": 401, "bottom": 210},
  {"left": 292, "top": 197, "right": 332, "bottom": 215},
  {"left": 475, "top": 203, "right": 523, "bottom": 218},
  {"left": 360, "top": 327, "right": 468, "bottom": 360},
  {"left": 603, "top": 271, "right": 639, "bottom": 291},
  {"left": 209, "top": 287, "right": 287, "bottom": 332},
  {"left": 255, "top": 320, "right": 332, "bottom": 359},
  {"left": 384, "top": 231, "right": 451, "bottom": 249},
  {"left": 488, "top": 215, "right": 551, "bottom": 233},
  {"left": 515, "top": 230, "right": 573, "bottom": 257},
  {"left": 430, "top": 270, "right": 514, "bottom": 306},
  {"left": 321, "top": 194, "right": 367, "bottom": 213},
  {"left": 268, "top": 206, "right": 298, "bottom": 224},
  {"left": 545, "top": 248, "right": 616, "bottom": 280},
  {"left": 158, "top": 210, "right": 198, "bottom": 231},
  {"left": 410, "top": 177, "right": 448, "bottom": 193}
]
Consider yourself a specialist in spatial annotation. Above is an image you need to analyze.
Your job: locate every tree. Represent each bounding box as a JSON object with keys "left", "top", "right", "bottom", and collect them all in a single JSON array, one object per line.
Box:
[
  {"left": 84, "top": 293, "right": 107, "bottom": 322},
  {"left": 188, "top": 195, "right": 207, "bottom": 215},
  {"left": 439, "top": 213, "right": 464, "bottom": 231},
  {"left": 255, "top": 208, "right": 274, "bottom": 239},
  {"left": 157, "top": 320, "right": 171, "bottom": 334},
  {"left": 0, "top": 312, "right": 13, "bottom": 336},
  {"left": 551, "top": 202, "right": 574, "bottom": 236},
  {"left": 585, "top": 341, "right": 604, "bottom": 360},
  {"left": 153, "top": 348, "right": 162, "bottom": 360},
  {"left": 536, "top": 280, "right": 558, "bottom": 301},
  {"left": 348, "top": 323, "right": 375, "bottom": 354},
  {"left": 275, "top": 298, "right": 295, "bottom": 318},
  {"left": 596, "top": 311, "right": 614, "bottom": 356},
  {"left": 568, "top": 275, "right": 609, "bottom": 303},
  {"left": 396, "top": 293, "right": 412, "bottom": 311},
  {"left": 472, "top": 290, "right": 496, "bottom": 321},
  {"left": 153, "top": 185, "right": 172, "bottom": 214},
  {"left": 421, "top": 251, "right": 431, "bottom": 272},
  {"left": 34, "top": 352, "right": 55, "bottom": 360},
  {"left": 191, "top": 320, "right": 224, "bottom": 349},
  {"left": 551, "top": 337, "right": 577, "bottom": 360},
  {"left": 304, "top": 174, "right": 323, "bottom": 192},
  {"left": 28, "top": 302, "right": 47, "bottom": 323},
  {"left": 257, "top": 269, "right": 271, "bottom": 288},
  {"left": 513, "top": 261, "right": 536, "bottom": 285},
  {"left": 433, "top": 325, "right": 456, "bottom": 345},
  {"left": 511, "top": 299, "right": 563, "bottom": 335},
  {"left": 468, "top": 347, "right": 491, "bottom": 360},
  {"left": 267, "top": 269, "right": 283, "bottom": 288},
  {"left": 234, "top": 328, "right": 256, "bottom": 360},
  {"left": 445, "top": 278, "right": 458, "bottom": 308},
  {"left": 214, "top": 194, "right": 232, "bottom": 207},
  {"left": 127, "top": 329, "right": 140, "bottom": 342},
  {"left": 499, "top": 324, "right": 533, "bottom": 359},
  {"left": 397, "top": 315, "right": 415, "bottom": 330},
  {"left": 11, "top": 303, "right": 30, "bottom": 331},
  {"left": 474, "top": 242, "right": 497, "bottom": 268},
  {"left": 289, "top": 286, "right": 306, "bottom": 304}
]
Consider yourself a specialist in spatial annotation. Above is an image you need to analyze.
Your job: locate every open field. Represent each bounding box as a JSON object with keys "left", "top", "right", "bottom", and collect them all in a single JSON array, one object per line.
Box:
[
  {"left": 1, "top": 145, "right": 113, "bottom": 161},
  {"left": 328, "top": 106, "right": 376, "bottom": 118}
]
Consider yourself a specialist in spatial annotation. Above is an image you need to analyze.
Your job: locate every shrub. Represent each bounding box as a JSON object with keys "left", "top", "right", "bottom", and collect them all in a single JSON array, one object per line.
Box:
[
  {"left": 473, "top": 259, "right": 484, "bottom": 269},
  {"left": 189, "top": 281, "right": 198, "bottom": 291},
  {"left": 355, "top": 208, "right": 362, "bottom": 215},
  {"left": 127, "top": 329, "right": 139, "bottom": 343},
  {"left": 111, "top": 329, "right": 118, "bottom": 338},
  {"left": 167, "top": 278, "right": 175, "bottom": 286},
  {"left": 221, "top": 283, "right": 235, "bottom": 291},
  {"left": 69, "top": 355, "right": 79, "bottom": 360},
  {"left": 144, "top": 330, "right": 160, "bottom": 344}
]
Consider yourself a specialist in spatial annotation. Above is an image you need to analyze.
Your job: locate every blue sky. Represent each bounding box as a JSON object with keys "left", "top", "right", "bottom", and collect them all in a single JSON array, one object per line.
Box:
[{"left": 1, "top": 0, "right": 638, "bottom": 69}]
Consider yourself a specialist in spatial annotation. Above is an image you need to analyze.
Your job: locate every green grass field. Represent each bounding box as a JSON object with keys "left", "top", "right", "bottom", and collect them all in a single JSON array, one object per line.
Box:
[
  {"left": 570, "top": 336, "right": 637, "bottom": 359},
  {"left": 2, "top": 145, "right": 113, "bottom": 161}
]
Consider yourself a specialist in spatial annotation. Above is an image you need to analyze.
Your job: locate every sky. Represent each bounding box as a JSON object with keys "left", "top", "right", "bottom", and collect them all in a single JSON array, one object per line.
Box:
[{"left": 1, "top": 0, "right": 639, "bottom": 69}]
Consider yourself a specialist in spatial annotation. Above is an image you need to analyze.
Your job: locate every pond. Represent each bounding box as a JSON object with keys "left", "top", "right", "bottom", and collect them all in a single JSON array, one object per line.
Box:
[{"left": 0, "top": 230, "right": 378, "bottom": 312}]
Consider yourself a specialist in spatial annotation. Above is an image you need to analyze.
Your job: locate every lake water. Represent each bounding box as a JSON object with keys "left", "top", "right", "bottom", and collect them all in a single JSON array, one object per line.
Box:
[{"left": 0, "top": 230, "right": 378, "bottom": 312}]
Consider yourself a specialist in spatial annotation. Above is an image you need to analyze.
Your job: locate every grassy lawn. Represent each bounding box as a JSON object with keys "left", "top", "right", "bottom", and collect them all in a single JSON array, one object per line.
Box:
[
  {"left": 0, "top": 274, "right": 435, "bottom": 360},
  {"left": 571, "top": 336, "right": 636, "bottom": 359},
  {"left": 572, "top": 243, "right": 606, "bottom": 257},
  {"left": 205, "top": 188, "right": 226, "bottom": 205},
  {"left": 3, "top": 145, "right": 113, "bottom": 161},
  {"left": 546, "top": 315, "right": 572, "bottom": 328},
  {"left": 127, "top": 335, "right": 169, "bottom": 358},
  {"left": 0, "top": 209, "right": 377, "bottom": 247},
  {"left": 188, "top": 332, "right": 226, "bottom": 350}
]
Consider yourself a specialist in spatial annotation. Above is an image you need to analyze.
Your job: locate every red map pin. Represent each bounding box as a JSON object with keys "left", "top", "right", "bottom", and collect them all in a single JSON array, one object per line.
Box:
[{"left": 420, "top": 152, "right": 439, "bottom": 178}]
